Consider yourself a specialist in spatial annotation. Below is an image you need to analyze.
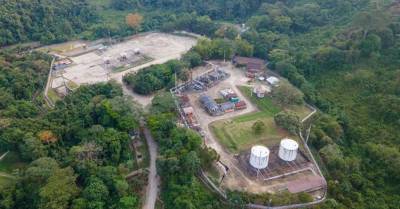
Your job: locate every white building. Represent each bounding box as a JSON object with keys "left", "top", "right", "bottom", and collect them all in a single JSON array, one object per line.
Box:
[{"left": 266, "top": 76, "right": 280, "bottom": 86}]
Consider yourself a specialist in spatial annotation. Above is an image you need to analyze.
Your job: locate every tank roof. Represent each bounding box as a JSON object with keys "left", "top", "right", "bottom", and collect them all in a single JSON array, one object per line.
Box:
[
  {"left": 251, "top": 145, "right": 269, "bottom": 157},
  {"left": 281, "top": 138, "right": 299, "bottom": 150}
]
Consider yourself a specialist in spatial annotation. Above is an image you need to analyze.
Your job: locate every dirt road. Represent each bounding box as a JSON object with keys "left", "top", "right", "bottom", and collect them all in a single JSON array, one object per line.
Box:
[{"left": 141, "top": 123, "right": 160, "bottom": 209}]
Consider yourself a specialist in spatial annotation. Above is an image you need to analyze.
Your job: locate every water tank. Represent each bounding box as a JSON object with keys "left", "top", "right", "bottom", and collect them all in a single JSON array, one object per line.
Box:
[
  {"left": 278, "top": 138, "right": 299, "bottom": 161},
  {"left": 249, "top": 145, "right": 270, "bottom": 169}
]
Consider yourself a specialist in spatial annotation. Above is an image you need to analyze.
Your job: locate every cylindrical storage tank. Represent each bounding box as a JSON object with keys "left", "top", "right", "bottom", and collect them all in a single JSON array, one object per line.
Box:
[
  {"left": 249, "top": 145, "right": 270, "bottom": 169},
  {"left": 278, "top": 138, "right": 299, "bottom": 161}
]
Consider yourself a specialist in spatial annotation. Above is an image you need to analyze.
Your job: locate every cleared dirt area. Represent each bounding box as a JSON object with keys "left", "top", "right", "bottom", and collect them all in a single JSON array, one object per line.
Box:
[{"left": 49, "top": 33, "right": 197, "bottom": 106}]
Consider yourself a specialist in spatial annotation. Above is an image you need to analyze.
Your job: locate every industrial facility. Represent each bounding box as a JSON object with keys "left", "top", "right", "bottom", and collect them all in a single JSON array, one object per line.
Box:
[
  {"left": 243, "top": 138, "right": 325, "bottom": 194},
  {"left": 170, "top": 60, "right": 324, "bottom": 198}
]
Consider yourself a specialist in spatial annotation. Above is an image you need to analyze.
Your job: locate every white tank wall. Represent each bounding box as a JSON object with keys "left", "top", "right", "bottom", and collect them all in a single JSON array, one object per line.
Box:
[
  {"left": 249, "top": 146, "right": 269, "bottom": 169},
  {"left": 278, "top": 139, "right": 298, "bottom": 161}
]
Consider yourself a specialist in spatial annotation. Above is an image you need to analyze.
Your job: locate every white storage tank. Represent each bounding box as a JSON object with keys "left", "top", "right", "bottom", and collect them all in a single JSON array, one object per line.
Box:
[
  {"left": 249, "top": 145, "right": 270, "bottom": 169},
  {"left": 279, "top": 138, "right": 299, "bottom": 161}
]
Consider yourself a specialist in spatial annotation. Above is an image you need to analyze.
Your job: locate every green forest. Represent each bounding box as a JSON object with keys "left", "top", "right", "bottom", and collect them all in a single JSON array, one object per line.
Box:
[
  {"left": 1, "top": 0, "right": 400, "bottom": 209},
  {"left": 0, "top": 52, "right": 141, "bottom": 209}
]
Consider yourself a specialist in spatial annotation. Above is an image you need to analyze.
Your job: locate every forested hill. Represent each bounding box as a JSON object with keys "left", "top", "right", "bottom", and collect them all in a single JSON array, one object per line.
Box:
[
  {"left": 0, "top": 51, "right": 142, "bottom": 209},
  {"left": 0, "top": 0, "right": 97, "bottom": 46}
]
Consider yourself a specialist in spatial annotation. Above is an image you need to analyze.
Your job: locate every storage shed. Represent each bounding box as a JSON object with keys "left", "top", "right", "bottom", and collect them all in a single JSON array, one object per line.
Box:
[
  {"left": 253, "top": 85, "right": 270, "bottom": 98},
  {"left": 266, "top": 76, "right": 280, "bottom": 86},
  {"left": 235, "top": 101, "right": 247, "bottom": 110},
  {"left": 199, "top": 95, "right": 221, "bottom": 115},
  {"left": 219, "top": 102, "right": 235, "bottom": 113}
]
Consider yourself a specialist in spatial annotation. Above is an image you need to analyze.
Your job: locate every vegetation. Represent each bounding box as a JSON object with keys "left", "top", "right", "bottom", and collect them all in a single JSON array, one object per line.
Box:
[
  {"left": 0, "top": 51, "right": 143, "bottom": 209},
  {"left": 271, "top": 81, "right": 304, "bottom": 106},
  {"left": 1, "top": 0, "right": 400, "bottom": 208},
  {"left": 274, "top": 111, "right": 302, "bottom": 135},
  {"left": 0, "top": 0, "right": 97, "bottom": 46},
  {"left": 147, "top": 111, "right": 223, "bottom": 209}
]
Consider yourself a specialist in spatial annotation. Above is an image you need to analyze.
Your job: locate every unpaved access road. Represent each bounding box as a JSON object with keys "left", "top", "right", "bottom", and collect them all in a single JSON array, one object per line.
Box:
[{"left": 140, "top": 122, "right": 160, "bottom": 209}]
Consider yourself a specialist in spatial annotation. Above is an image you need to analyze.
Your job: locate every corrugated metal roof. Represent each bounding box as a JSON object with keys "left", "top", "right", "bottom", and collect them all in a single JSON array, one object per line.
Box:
[
  {"left": 220, "top": 102, "right": 235, "bottom": 110},
  {"left": 233, "top": 56, "right": 264, "bottom": 65}
]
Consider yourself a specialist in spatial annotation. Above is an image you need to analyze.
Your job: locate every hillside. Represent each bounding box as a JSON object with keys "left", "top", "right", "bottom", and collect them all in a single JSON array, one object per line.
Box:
[{"left": 1, "top": 0, "right": 400, "bottom": 209}]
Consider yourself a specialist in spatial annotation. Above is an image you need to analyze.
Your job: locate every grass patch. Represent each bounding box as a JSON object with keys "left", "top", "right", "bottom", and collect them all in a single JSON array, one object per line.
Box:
[
  {"left": 210, "top": 117, "right": 292, "bottom": 153},
  {"left": 47, "top": 88, "right": 61, "bottom": 103},
  {"left": 66, "top": 80, "right": 79, "bottom": 90},
  {"left": 210, "top": 86, "right": 311, "bottom": 153},
  {"left": 237, "top": 86, "right": 281, "bottom": 114}
]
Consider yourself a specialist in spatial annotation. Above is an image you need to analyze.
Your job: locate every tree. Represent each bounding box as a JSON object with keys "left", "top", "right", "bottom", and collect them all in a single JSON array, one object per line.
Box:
[
  {"left": 37, "top": 130, "right": 58, "bottom": 143},
  {"left": 199, "top": 147, "right": 219, "bottom": 169},
  {"left": 268, "top": 49, "right": 292, "bottom": 65},
  {"left": 25, "top": 157, "right": 60, "bottom": 184},
  {"left": 39, "top": 167, "right": 79, "bottom": 209},
  {"left": 235, "top": 39, "right": 254, "bottom": 57},
  {"left": 150, "top": 92, "right": 176, "bottom": 114},
  {"left": 19, "top": 133, "right": 47, "bottom": 161},
  {"left": 274, "top": 111, "right": 301, "bottom": 135},
  {"left": 111, "top": 0, "right": 139, "bottom": 10},
  {"left": 118, "top": 196, "right": 139, "bottom": 209},
  {"left": 252, "top": 120, "right": 265, "bottom": 135},
  {"left": 182, "top": 51, "right": 202, "bottom": 68},
  {"left": 126, "top": 13, "right": 143, "bottom": 32},
  {"left": 83, "top": 177, "right": 109, "bottom": 209},
  {"left": 215, "top": 25, "right": 239, "bottom": 39},
  {"left": 359, "top": 34, "right": 381, "bottom": 57},
  {"left": 271, "top": 82, "right": 304, "bottom": 106},
  {"left": 183, "top": 151, "right": 201, "bottom": 175},
  {"left": 352, "top": 10, "right": 390, "bottom": 38}
]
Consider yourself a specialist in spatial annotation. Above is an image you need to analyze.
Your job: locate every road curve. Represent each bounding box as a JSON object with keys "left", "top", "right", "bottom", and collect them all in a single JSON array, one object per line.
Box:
[{"left": 141, "top": 123, "right": 160, "bottom": 209}]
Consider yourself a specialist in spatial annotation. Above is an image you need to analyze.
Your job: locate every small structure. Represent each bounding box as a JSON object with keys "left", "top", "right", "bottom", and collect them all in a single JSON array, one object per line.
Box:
[
  {"left": 220, "top": 88, "right": 235, "bottom": 98},
  {"left": 103, "top": 56, "right": 111, "bottom": 65},
  {"left": 287, "top": 175, "right": 327, "bottom": 193},
  {"left": 183, "top": 106, "right": 194, "bottom": 116},
  {"left": 220, "top": 88, "right": 239, "bottom": 102},
  {"left": 219, "top": 102, "right": 235, "bottom": 113},
  {"left": 235, "top": 101, "right": 247, "bottom": 110},
  {"left": 249, "top": 145, "right": 270, "bottom": 169},
  {"left": 266, "top": 76, "right": 280, "bottom": 86},
  {"left": 120, "top": 52, "right": 128, "bottom": 61},
  {"left": 278, "top": 138, "right": 299, "bottom": 162},
  {"left": 253, "top": 85, "right": 270, "bottom": 98},
  {"left": 182, "top": 106, "right": 200, "bottom": 128},
  {"left": 199, "top": 95, "right": 222, "bottom": 116},
  {"left": 53, "top": 58, "right": 73, "bottom": 71}
]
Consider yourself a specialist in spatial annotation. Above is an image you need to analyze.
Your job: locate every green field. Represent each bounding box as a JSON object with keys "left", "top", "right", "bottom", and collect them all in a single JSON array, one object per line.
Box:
[{"left": 209, "top": 86, "right": 311, "bottom": 153}]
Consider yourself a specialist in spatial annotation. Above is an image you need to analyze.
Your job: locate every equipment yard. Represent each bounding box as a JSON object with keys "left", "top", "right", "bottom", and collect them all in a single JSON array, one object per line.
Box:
[
  {"left": 172, "top": 60, "right": 325, "bottom": 198},
  {"left": 44, "top": 32, "right": 197, "bottom": 106}
]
